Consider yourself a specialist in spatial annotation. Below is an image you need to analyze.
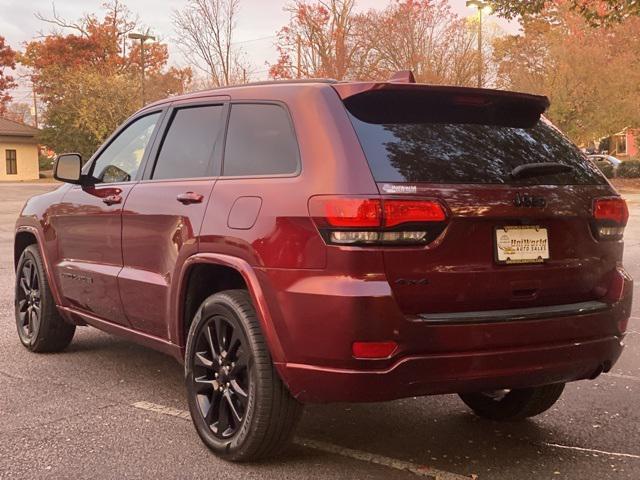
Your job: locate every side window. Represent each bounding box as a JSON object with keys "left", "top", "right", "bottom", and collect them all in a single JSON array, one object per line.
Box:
[
  {"left": 223, "top": 104, "right": 299, "bottom": 177},
  {"left": 152, "top": 105, "right": 224, "bottom": 180},
  {"left": 6, "top": 149, "right": 17, "bottom": 175},
  {"left": 90, "top": 112, "right": 161, "bottom": 184}
]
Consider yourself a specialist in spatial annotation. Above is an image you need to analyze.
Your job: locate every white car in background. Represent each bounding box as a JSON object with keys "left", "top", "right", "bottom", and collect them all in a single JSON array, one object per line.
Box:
[{"left": 588, "top": 154, "right": 622, "bottom": 175}]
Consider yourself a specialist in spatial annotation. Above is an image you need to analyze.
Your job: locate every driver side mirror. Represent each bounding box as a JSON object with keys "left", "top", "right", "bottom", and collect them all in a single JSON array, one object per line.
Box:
[{"left": 54, "top": 153, "right": 83, "bottom": 184}]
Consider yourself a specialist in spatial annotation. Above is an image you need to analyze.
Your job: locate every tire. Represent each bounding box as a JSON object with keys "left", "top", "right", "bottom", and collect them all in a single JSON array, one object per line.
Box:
[
  {"left": 15, "top": 244, "right": 75, "bottom": 352},
  {"left": 458, "top": 383, "right": 565, "bottom": 421},
  {"left": 185, "top": 289, "right": 302, "bottom": 461}
]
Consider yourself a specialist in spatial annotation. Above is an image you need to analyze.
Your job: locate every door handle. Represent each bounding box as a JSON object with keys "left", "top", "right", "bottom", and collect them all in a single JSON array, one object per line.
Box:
[
  {"left": 177, "top": 192, "right": 204, "bottom": 205},
  {"left": 102, "top": 194, "right": 122, "bottom": 206}
]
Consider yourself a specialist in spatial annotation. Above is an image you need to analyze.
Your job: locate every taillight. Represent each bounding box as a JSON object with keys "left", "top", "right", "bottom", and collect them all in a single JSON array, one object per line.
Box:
[
  {"left": 308, "top": 196, "right": 447, "bottom": 246},
  {"left": 592, "top": 197, "right": 628, "bottom": 240},
  {"left": 321, "top": 198, "right": 381, "bottom": 227},
  {"left": 384, "top": 200, "right": 446, "bottom": 226}
]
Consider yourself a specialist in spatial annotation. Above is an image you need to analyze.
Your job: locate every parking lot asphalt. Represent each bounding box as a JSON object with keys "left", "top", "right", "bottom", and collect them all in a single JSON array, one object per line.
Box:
[{"left": 0, "top": 183, "right": 639, "bottom": 480}]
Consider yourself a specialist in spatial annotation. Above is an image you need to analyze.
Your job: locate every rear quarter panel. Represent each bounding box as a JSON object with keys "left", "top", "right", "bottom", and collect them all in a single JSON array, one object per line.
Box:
[{"left": 197, "top": 84, "right": 382, "bottom": 364}]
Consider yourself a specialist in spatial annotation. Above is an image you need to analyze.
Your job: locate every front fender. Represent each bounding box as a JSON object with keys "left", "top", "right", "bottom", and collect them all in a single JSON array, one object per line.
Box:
[{"left": 14, "top": 225, "right": 64, "bottom": 306}]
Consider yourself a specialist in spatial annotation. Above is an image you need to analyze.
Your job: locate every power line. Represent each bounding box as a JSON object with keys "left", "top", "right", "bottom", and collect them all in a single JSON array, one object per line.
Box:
[{"left": 232, "top": 35, "right": 276, "bottom": 45}]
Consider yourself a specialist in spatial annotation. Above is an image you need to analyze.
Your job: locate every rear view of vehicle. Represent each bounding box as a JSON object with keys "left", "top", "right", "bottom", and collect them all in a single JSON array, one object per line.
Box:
[
  {"left": 283, "top": 81, "right": 632, "bottom": 422},
  {"left": 15, "top": 76, "right": 632, "bottom": 463}
]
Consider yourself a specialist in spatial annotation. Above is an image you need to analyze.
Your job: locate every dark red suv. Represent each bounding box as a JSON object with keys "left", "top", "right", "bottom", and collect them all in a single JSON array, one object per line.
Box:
[{"left": 14, "top": 73, "right": 632, "bottom": 461}]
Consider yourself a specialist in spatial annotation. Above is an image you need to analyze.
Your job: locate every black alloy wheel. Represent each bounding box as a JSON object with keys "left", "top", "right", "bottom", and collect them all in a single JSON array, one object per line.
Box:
[
  {"left": 16, "top": 258, "right": 41, "bottom": 341},
  {"left": 15, "top": 244, "right": 75, "bottom": 352},
  {"left": 185, "top": 290, "right": 302, "bottom": 461},
  {"left": 191, "top": 313, "right": 250, "bottom": 438}
]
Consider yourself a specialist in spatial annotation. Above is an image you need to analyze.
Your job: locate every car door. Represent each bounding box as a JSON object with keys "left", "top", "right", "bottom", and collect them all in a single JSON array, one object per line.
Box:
[
  {"left": 55, "top": 110, "right": 164, "bottom": 325},
  {"left": 119, "top": 100, "right": 227, "bottom": 339}
]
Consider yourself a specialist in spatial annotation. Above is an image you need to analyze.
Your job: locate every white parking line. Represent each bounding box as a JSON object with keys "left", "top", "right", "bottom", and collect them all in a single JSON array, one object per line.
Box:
[
  {"left": 132, "top": 401, "right": 192, "bottom": 420},
  {"left": 541, "top": 442, "right": 640, "bottom": 460},
  {"left": 293, "top": 438, "right": 470, "bottom": 480},
  {"left": 133, "top": 401, "right": 640, "bottom": 476},
  {"left": 132, "top": 401, "right": 471, "bottom": 479},
  {"left": 603, "top": 372, "right": 640, "bottom": 382}
]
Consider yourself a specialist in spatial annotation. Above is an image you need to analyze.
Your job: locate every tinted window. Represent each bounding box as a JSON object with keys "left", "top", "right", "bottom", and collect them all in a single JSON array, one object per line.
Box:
[
  {"left": 349, "top": 115, "right": 605, "bottom": 185},
  {"left": 223, "top": 104, "right": 299, "bottom": 176},
  {"left": 91, "top": 112, "right": 161, "bottom": 184},
  {"left": 152, "top": 105, "right": 224, "bottom": 180}
]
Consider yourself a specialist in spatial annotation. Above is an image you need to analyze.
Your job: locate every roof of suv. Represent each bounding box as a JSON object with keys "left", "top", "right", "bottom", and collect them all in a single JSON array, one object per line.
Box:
[
  {"left": 142, "top": 73, "right": 550, "bottom": 128},
  {"left": 143, "top": 79, "right": 339, "bottom": 110}
]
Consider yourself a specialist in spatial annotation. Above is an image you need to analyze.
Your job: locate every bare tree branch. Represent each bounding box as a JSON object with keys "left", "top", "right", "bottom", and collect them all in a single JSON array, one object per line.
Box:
[
  {"left": 35, "top": 2, "right": 89, "bottom": 36},
  {"left": 173, "top": 0, "right": 249, "bottom": 87}
]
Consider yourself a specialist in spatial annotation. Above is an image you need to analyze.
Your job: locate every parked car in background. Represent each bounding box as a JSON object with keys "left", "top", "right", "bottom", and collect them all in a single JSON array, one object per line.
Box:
[
  {"left": 589, "top": 154, "right": 622, "bottom": 177},
  {"left": 14, "top": 73, "right": 632, "bottom": 462}
]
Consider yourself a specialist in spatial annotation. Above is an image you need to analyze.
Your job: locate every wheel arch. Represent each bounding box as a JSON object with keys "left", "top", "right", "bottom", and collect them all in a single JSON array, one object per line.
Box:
[
  {"left": 14, "top": 225, "right": 67, "bottom": 318},
  {"left": 174, "top": 254, "right": 286, "bottom": 364},
  {"left": 14, "top": 229, "right": 38, "bottom": 269}
]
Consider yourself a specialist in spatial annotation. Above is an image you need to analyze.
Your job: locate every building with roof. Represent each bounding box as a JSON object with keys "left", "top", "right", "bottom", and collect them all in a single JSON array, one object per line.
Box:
[
  {"left": 598, "top": 127, "right": 639, "bottom": 160},
  {"left": 0, "top": 117, "right": 40, "bottom": 181}
]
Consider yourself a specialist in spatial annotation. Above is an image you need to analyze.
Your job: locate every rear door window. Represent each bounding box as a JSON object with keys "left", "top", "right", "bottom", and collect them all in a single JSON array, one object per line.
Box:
[
  {"left": 152, "top": 105, "right": 224, "bottom": 180},
  {"left": 223, "top": 104, "right": 299, "bottom": 177},
  {"left": 347, "top": 101, "right": 604, "bottom": 186}
]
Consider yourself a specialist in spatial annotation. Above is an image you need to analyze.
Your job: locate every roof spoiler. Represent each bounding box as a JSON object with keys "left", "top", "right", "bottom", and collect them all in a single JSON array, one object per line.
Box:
[
  {"left": 334, "top": 80, "right": 550, "bottom": 128},
  {"left": 388, "top": 70, "right": 416, "bottom": 83}
]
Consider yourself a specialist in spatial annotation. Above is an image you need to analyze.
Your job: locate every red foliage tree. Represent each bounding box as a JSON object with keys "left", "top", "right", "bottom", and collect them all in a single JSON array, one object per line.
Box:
[
  {"left": 270, "top": 0, "right": 376, "bottom": 80},
  {"left": 0, "top": 36, "right": 17, "bottom": 115},
  {"left": 488, "top": 0, "right": 640, "bottom": 26}
]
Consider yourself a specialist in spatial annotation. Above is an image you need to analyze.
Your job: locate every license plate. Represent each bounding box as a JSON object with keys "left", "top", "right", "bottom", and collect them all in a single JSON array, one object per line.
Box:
[{"left": 495, "top": 226, "right": 549, "bottom": 264}]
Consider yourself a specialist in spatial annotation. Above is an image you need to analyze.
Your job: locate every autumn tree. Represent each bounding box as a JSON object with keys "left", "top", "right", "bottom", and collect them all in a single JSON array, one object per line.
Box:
[
  {"left": 363, "top": 0, "right": 498, "bottom": 86},
  {"left": 4, "top": 102, "right": 32, "bottom": 125},
  {"left": 0, "top": 36, "right": 17, "bottom": 115},
  {"left": 270, "top": 0, "right": 499, "bottom": 86},
  {"left": 493, "top": 7, "right": 640, "bottom": 144},
  {"left": 270, "top": 0, "right": 377, "bottom": 80},
  {"left": 20, "top": 1, "right": 191, "bottom": 158},
  {"left": 487, "top": 0, "right": 640, "bottom": 26},
  {"left": 173, "top": 0, "right": 249, "bottom": 86},
  {"left": 39, "top": 68, "right": 139, "bottom": 159}
]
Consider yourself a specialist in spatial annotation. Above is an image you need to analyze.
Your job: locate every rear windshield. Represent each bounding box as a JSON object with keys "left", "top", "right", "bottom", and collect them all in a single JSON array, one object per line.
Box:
[{"left": 348, "top": 115, "right": 605, "bottom": 185}]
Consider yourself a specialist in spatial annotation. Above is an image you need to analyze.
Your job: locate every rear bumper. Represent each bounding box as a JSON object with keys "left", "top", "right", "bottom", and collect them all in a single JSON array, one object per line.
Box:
[
  {"left": 261, "top": 267, "right": 632, "bottom": 404},
  {"left": 280, "top": 335, "right": 623, "bottom": 403}
]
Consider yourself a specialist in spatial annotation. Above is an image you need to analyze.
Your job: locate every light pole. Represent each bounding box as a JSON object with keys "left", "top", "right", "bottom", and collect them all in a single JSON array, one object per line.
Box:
[
  {"left": 466, "top": 0, "right": 488, "bottom": 88},
  {"left": 128, "top": 30, "right": 156, "bottom": 106}
]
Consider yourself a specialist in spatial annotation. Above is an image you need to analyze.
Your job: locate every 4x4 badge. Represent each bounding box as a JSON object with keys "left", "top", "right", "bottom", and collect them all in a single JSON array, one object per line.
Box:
[{"left": 514, "top": 192, "right": 546, "bottom": 208}]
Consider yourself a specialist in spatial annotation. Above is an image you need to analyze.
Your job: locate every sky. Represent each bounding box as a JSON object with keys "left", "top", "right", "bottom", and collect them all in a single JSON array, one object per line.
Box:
[{"left": 0, "top": 0, "right": 519, "bottom": 102}]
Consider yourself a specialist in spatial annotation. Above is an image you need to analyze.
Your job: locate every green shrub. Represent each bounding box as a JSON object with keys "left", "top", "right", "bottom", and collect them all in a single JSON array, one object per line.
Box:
[
  {"left": 617, "top": 160, "right": 640, "bottom": 178},
  {"left": 38, "top": 154, "right": 54, "bottom": 171},
  {"left": 596, "top": 162, "right": 615, "bottom": 178}
]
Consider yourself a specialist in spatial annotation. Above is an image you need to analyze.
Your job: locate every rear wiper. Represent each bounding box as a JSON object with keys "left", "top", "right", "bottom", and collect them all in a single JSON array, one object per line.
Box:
[{"left": 510, "top": 162, "right": 574, "bottom": 179}]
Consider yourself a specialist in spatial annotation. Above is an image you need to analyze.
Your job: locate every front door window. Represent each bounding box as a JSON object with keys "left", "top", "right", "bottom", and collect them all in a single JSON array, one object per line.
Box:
[{"left": 89, "top": 112, "right": 161, "bottom": 184}]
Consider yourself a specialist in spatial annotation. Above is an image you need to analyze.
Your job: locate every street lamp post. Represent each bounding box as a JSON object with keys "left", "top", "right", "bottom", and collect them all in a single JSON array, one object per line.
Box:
[
  {"left": 466, "top": 0, "right": 488, "bottom": 88},
  {"left": 128, "top": 31, "right": 156, "bottom": 106}
]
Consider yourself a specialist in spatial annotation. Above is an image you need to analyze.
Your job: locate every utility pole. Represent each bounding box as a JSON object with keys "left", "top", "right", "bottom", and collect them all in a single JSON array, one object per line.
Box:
[
  {"left": 466, "top": 0, "right": 488, "bottom": 88},
  {"left": 296, "top": 35, "right": 301, "bottom": 79},
  {"left": 478, "top": 6, "right": 483, "bottom": 88},
  {"left": 31, "top": 84, "right": 38, "bottom": 129},
  {"left": 128, "top": 30, "right": 156, "bottom": 107}
]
